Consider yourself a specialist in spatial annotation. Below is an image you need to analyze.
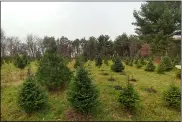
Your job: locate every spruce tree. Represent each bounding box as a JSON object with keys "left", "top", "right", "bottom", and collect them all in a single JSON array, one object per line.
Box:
[
  {"left": 156, "top": 62, "right": 165, "bottom": 74},
  {"left": 145, "top": 59, "right": 155, "bottom": 72},
  {"left": 74, "top": 57, "right": 83, "bottom": 69},
  {"left": 95, "top": 55, "right": 102, "bottom": 67},
  {"left": 67, "top": 67, "right": 99, "bottom": 113},
  {"left": 111, "top": 57, "right": 125, "bottom": 72},
  {"left": 14, "top": 54, "right": 29, "bottom": 69},
  {"left": 134, "top": 58, "right": 138, "bottom": 64},
  {"left": 118, "top": 83, "right": 140, "bottom": 112},
  {"left": 136, "top": 61, "right": 142, "bottom": 69},
  {"left": 104, "top": 57, "right": 109, "bottom": 66},
  {"left": 125, "top": 57, "right": 129, "bottom": 65},
  {"left": 173, "top": 55, "right": 180, "bottom": 65},
  {"left": 163, "top": 84, "right": 180, "bottom": 110},
  {"left": 18, "top": 76, "right": 48, "bottom": 113},
  {"left": 140, "top": 57, "right": 146, "bottom": 65},
  {"left": 161, "top": 56, "right": 173, "bottom": 71},
  {"left": 128, "top": 59, "right": 133, "bottom": 66},
  {"left": 36, "top": 39, "right": 72, "bottom": 90}
]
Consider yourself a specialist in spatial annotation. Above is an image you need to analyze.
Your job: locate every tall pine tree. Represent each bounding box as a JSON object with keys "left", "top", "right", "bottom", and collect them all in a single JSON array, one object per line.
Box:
[{"left": 36, "top": 37, "right": 72, "bottom": 90}]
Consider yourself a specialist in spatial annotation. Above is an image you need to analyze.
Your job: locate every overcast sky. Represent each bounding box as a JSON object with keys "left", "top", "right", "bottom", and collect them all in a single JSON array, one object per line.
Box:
[{"left": 2, "top": 2, "right": 143, "bottom": 42}]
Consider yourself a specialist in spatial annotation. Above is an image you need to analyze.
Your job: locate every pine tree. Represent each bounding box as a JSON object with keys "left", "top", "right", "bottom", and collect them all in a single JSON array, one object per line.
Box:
[
  {"left": 161, "top": 56, "right": 173, "bottom": 71},
  {"left": 163, "top": 84, "right": 180, "bottom": 110},
  {"left": 74, "top": 57, "right": 83, "bottom": 69},
  {"left": 136, "top": 61, "right": 142, "bottom": 69},
  {"left": 156, "top": 62, "right": 165, "bottom": 74},
  {"left": 128, "top": 59, "right": 133, "bottom": 66},
  {"left": 118, "top": 83, "right": 140, "bottom": 112},
  {"left": 67, "top": 67, "right": 99, "bottom": 113},
  {"left": 125, "top": 57, "right": 129, "bottom": 65},
  {"left": 104, "top": 57, "right": 109, "bottom": 66},
  {"left": 134, "top": 58, "right": 138, "bottom": 64},
  {"left": 173, "top": 55, "right": 180, "bottom": 65},
  {"left": 145, "top": 59, "right": 155, "bottom": 72},
  {"left": 36, "top": 40, "right": 72, "bottom": 90},
  {"left": 111, "top": 57, "right": 125, "bottom": 72},
  {"left": 14, "top": 54, "right": 29, "bottom": 69},
  {"left": 18, "top": 76, "right": 48, "bottom": 113},
  {"left": 95, "top": 55, "right": 102, "bottom": 67},
  {"left": 140, "top": 57, "right": 146, "bottom": 65}
]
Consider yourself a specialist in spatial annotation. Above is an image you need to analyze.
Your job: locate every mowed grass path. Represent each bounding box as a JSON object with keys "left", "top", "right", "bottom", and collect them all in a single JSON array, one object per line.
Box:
[{"left": 1, "top": 60, "right": 180, "bottom": 121}]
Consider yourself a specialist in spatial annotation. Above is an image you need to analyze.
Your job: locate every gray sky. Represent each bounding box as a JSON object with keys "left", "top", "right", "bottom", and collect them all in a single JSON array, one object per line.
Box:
[{"left": 2, "top": 2, "right": 143, "bottom": 42}]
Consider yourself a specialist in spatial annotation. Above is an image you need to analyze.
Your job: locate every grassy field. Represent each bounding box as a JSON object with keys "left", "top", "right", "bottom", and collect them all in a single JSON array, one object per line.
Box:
[{"left": 1, "top": 60, "right": 180, "bottom": 121}]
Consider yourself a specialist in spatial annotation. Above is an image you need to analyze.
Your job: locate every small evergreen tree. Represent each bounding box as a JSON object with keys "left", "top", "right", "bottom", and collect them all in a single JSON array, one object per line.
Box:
[
  {"left": 14, "top": 54, "right": 29, "bottom": 69},
  {"left": 136, "top": 61, "right": 142, "bottom": 69},
  {"left": 18, "top": 76, "right": 48, "bottom": 113},
  {"left": 173, "top": 55, "right": 180, "bottom": 65},
  {"left": 111, "top": 57, "right": 125, "bottom": 72},
  {"left": 145, "top": 59, "right": 155, "bottom": 72},
  {"left": 161, "top": 56, "right": 173, "bottom": 71},
  {"left": 74, "top": 57, "right": 83, "bottom": 69},
  {"left": 67, "top": 67, "right": 99, "bottom": 113},
  {"left": 95, "top": 55, "right": 102, "bottom": 67},
  {"left": 134, "top": 58, "right": 138, "bottom": 64},
  {"left": 128, "top": 59, "right": 133, "bottom": 66},
  {"left": 125, "top": 57, "right": 129, "bottom": 65},
  {"left": 156, "top": 63, "right": 165, "bottom": 74},
  {"left": 36, "top": 40, "right": 72, "bottom": 90},
  {"left": 163, "top": 84, "right": 180, "bottom": 110},
  {"left": 118, "top": 83, "right": 140, "bottom": 112},
  {"left": 104, "top": 57, "right": 109, "bottom": 66},
  {"left": 176, "top": 69, "right": 181, "bottom": 79},
  {"left": 140, "top": 57, "right": 146, "bottom": 65}
]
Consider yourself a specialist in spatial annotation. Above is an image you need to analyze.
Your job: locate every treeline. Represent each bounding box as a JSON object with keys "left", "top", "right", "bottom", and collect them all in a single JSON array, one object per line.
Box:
[
  {"left": 0, "top": 31, "right": 144, "bottom": 60},
  {"left": 1, "top": 1, "right": 181, "bottom": 62}
]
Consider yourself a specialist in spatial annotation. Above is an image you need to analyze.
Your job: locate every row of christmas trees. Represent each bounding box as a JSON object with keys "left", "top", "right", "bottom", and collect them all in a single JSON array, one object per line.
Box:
[{"left": 14, "top": 43, "right": 180, "bottom": 115}]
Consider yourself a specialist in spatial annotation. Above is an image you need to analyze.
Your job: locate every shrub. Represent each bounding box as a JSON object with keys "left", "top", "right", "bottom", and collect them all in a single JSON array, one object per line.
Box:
[
  {"left": 13, "top": 54, "right": 29, "bottom": 69},
  {"left": 36, "top": 52, "right": 72, "bottom": 90},
  {"left": 163, "top": 84, "right": 180, "bottom": 110},
  {"left": 67, "top": 67, "right": 99, "bottom": 113},
  {"left": 17, "top": 76, "right": 48, "bottom": 113},
  {"left": 145, "top": 59, "right": 155, "bottom": 72},
  {"left": 111, "top": 57, "right": 125, "bottom": 72},
  {"left": 95, "top": 55, "right": 102, "bottom": 67},
  {"left": 118, "top": 83, "right": 140, "bottom": 112}
]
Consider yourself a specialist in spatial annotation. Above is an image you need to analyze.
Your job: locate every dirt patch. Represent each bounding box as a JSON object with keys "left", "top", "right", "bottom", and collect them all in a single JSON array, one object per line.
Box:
[
  {"left": 66, "top": 109, "right": 92, "bottom": 121},
  {"left": 113, "top": 85, "right": 123, "bottom": 90},
  {"left": 129, "top": 78, "right": 137, "bottom": 82},
  {"left": 100, "top": 72, "right": 109, "bottom": 76},
  {"left": 108, "top": 76, "right": 115, "bottom": 82},
  {"left": 144, "top": 87, "right": 157, "bottom": 93},
  {"left": 49, "top": 83, "right": 67, "bottom": 94}
]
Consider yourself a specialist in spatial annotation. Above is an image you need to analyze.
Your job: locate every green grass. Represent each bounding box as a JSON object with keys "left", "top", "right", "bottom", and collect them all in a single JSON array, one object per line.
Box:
[{"left": 1, "top": 60, "right": 180, "bottom": 121}]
